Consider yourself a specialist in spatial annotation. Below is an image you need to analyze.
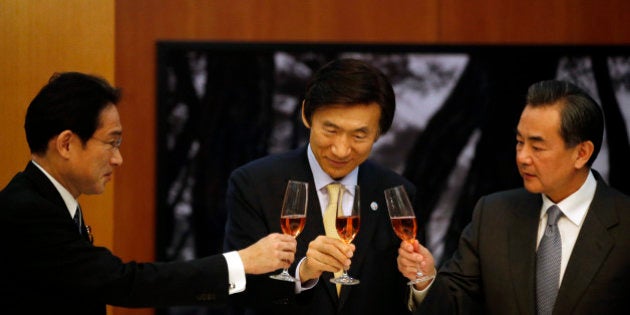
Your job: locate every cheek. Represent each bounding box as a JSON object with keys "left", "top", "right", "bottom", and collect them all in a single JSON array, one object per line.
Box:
[{"left": 353, "top": 142, "right": 374, "bottom": 160}]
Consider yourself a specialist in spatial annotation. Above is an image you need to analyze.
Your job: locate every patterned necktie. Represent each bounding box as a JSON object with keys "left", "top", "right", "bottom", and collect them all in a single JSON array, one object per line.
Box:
[
  {"left": 73, "top": 205, "right": 83, "bottom": 235},
  {"left": 323, "top": 183, "right": 342, "bottom": 295},
  {"left": 536, "top": 205, "right": 563, "bottom": 315}
]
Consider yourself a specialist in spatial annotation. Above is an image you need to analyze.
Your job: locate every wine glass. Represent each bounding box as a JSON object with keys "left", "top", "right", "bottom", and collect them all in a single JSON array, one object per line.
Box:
[
  {"left": 269, "top": 180, "right": 308, "bottom": 282},
  {"left": 384, "top": 185, "right": 434, "bottom": 285},
  {"left": 330, "top": 185, "right": 360, "bottom": 285}
]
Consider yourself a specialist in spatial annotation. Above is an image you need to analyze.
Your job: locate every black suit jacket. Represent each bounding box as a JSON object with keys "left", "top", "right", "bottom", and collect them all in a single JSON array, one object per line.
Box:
[
  {"left": 223, "top": 147, "right": 416, "bottom": 315},
  {"left": 418, "top": 172, "right": 630, "bottom": 314},
  {"left": 0, "top": 162, "right": 230, "bottom": 315}
]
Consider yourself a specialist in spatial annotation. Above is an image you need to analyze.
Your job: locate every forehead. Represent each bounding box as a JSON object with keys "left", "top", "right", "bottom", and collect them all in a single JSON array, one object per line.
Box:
[
  {"left": 313, "top": 103, "right": 381, "bottom": 125},
  {"left": 517, "top": 104, "right": 564, "bottom": 143}
]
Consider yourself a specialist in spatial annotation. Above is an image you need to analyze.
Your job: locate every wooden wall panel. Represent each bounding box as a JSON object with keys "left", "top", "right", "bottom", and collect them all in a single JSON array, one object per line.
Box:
[
  {"left": 111, "top": 1, "right": 630, "bottom": 315},
  {"left": 0, "top": 0, "right": 116, "bottom": 314},
  {"left": 0, "top": 0, "right": 116, "bottom": 253},
  {"left": 438, "top": 0, "right": 630, "bottom": 43}
]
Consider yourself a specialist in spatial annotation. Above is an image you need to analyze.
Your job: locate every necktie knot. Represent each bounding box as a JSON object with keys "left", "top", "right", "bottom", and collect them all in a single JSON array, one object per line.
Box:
[{"left": 546, "top": 205, "right": 562, "bottom": 226}]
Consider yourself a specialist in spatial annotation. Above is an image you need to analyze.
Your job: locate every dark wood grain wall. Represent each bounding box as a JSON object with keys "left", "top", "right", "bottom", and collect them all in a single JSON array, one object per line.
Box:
[{"left": 113, "top": 1, "right": 630, "bottom": 314}]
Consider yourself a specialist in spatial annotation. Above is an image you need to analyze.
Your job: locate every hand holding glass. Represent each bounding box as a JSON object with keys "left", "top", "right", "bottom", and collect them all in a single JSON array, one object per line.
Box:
[
  {"left": 269, "top": 180, "right": 308, "bottom": 282},
  {"left": 384, "top": 185, "right": 434, "bottom": 285},
  {"left": 330, "top": 185, "right": 360, "bottom": 286}
]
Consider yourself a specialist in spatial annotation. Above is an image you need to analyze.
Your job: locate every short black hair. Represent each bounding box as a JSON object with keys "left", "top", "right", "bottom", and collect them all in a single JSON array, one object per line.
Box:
[
  {"left": 526, "top": 79, "right": 604, "bottom": 167},
  {"left": 302, "top": 58, "right": 396, "bottom": 135},
  {"left": 25, "top": 72, "right": 121, "bottom": 154}
]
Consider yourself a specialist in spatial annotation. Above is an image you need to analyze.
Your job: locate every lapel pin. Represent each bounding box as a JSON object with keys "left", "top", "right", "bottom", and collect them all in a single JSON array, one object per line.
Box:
[{"left": 370, "top": 201, "right": 378, "bottom": 211}]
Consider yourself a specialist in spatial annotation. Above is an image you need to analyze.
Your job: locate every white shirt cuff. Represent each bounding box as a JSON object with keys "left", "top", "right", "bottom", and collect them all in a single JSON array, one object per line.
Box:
[
  {"left": 294, "top": 257, "right": 318, "bottom": 293},
  {"left": 408, "top": 272, "right": 436, "bottom": 311},
  {"left": 223, "top": 251, "right": 246, "bottom": 294}
]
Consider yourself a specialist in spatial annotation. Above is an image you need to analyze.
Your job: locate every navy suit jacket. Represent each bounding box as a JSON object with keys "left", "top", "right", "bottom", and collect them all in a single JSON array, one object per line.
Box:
[
  {"left": 0, "top": 162, "right": 230, "bottom": 314},
  {"left": 224, "top": 147, "right": 416, "bottom": 315},
  {"left": 418, "top": 172, "right": 630, "bottom": 314}
]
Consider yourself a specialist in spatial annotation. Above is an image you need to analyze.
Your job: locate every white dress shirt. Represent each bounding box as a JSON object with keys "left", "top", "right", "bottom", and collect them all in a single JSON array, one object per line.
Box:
[{"left": 537, "top": 171, "right": 595, "bottom": 286}]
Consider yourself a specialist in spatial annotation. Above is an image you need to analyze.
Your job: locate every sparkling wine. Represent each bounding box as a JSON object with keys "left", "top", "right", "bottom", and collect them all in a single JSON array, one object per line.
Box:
[
  {"left": 280, "top": 215, "right": 306, "bottom": 237},
  {"left": 391, "top": 216, "right": 417, "bottom": 242},
  {"left": 336, "top": 215, "right": 360, "bottom": 243}
]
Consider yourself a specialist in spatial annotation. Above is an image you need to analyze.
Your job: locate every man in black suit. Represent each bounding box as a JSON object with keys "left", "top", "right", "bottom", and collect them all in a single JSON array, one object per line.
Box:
[
  {"left": 223, "top": 58, "right": 416, "bottom": 314},
  {"left": 0, "top": 72, "right": 297, "bottom": 314},
  {"left": 398, "top": 80, "right": 630, "bottom": 314}
]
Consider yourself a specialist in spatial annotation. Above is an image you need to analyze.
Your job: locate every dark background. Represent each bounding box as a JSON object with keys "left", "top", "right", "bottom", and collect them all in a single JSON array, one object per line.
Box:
[{"left": 156, "top": 43, "right": 630, "bottom": 314}]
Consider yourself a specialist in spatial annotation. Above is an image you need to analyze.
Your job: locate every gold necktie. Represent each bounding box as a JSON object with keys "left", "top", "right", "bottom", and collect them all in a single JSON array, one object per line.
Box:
[{"left": 324, "top": 183, "right": 342, "bottom": 295}]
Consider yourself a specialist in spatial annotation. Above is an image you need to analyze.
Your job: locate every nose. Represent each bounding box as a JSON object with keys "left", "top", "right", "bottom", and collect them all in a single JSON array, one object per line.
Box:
[
  {"left": 331, "top": 135, "right": 351, "bottom": 158},
  {"left": 111, "top": 148, "right": 123, "bottom": 166},
  {"left": 516, "top": 145, "right": 530, "bottom": 165}
]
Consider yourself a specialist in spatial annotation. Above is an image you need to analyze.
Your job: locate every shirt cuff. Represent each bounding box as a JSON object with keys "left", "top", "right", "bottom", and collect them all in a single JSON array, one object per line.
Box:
[
  {"left": 294, "top": 257, "right": 318, "bottom": 293},
  {"left": 408, "top": 273, "right": 435, "bottom": 311},
  {"left": 223, "top": 251, "right": 246, "bottom": 295}
]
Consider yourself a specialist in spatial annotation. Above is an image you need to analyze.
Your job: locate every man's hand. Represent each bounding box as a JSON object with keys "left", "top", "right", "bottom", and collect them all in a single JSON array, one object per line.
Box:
[
  {"left": 299, "top": 235, "right": 355, "bottom": 282},
  {"left": 238, "top": 233, "right": 297, "bottom": 275},
  {"left": 397, "top": 239, "right": 436, "bottom": 290}
]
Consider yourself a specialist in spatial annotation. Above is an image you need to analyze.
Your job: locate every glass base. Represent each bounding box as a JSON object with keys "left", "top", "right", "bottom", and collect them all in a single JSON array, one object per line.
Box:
[
  {"left": 330, "top": 274, "right": 360, "bottom": 285},
  {"left": 269, "top": 270, "right": 296, "bottom": 282},
  {"left": 407, "top": 272, "right": 434, "bottom": 285}
]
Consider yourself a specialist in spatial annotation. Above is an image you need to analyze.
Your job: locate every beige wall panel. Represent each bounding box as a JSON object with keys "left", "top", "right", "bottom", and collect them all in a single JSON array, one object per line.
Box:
[{"left": 0, "top": 1, "right": 115, "bottom": 313}]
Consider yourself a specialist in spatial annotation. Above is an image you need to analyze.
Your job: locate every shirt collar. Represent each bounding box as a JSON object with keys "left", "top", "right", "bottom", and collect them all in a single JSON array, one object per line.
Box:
[
  {"left": 31, "top": 160, "right": 78, "bottom": 219},
  {"left": 540, "top": 170, "right": 597, "bottom": 226},
  {"left": 307, "top": 144, "right": 358, "bottom": 192}
]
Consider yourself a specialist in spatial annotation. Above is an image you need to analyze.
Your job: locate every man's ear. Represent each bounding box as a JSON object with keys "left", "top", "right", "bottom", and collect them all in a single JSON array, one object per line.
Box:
[
  {"left": 574, "top": 140, "right": 594, "bottom": 169},
  {"left": 301, "top": 100, "right": 311, "bottom": 129},
  {"left": 55, "top": 130, "right": 74, "bottom": 159}
]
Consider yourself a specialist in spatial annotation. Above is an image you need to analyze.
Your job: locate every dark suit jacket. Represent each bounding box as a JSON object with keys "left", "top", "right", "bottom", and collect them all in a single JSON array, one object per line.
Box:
[
  {"left": 223, "top": 147, "right": 416, "bottom": 315},
  {"left": 418, "top": 172, "right": 630, "bottom": 314},
  {"left": 0, "top": 162, "right": 230, "bottom": 315}
]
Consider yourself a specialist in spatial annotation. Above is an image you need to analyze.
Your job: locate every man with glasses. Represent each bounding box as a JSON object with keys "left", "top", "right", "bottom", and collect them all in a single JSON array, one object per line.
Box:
[{"left": 0, "top": 72, "right": 297, "bottom": 314}]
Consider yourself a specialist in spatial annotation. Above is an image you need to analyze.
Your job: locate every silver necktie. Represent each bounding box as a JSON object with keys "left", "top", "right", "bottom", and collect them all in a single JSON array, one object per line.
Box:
[{"left": 536, "top": 205, "right": 563, "bottom": 315}]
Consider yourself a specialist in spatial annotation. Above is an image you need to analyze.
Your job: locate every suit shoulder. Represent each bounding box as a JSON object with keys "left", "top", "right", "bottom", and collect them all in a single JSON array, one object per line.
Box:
[
  {"left": 360, "top": 159, "right": 415, "bottom": 191},
  {"left": 476, "top": 188, "right": 536, "bottom": 210},
  {"left": 229, "top": 148, "right": 304, "bottom": 180}
]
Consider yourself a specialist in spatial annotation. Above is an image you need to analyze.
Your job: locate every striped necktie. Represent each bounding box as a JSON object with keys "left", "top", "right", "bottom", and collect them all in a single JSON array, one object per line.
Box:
[{"left": 536, "top": 205, "right": 563, "bottom": 315}]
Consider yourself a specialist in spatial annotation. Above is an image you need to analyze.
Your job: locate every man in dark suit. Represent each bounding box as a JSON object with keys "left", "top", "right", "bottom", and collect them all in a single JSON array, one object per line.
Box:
[
  {"left": 0, "top": 72, "right": 297, "bottom": 314},
  {"left": 223, "top": 58, "right": 416, "bottom": 314},
  {"left": 398, "top": 80, "right": 630, "bottom": 314}
]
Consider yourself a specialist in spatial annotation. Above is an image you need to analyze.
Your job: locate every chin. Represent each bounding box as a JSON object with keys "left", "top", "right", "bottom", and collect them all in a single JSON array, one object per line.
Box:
[{"left": 523, "top": 183, "right": 542, "bottom": 194}]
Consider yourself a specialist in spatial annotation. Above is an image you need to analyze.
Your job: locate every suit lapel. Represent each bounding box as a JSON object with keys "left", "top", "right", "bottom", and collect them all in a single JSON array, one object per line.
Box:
[
  {"left": 508, "top": 194, "right": 540, "bottom": 315},
  {"left": 554, "top": 182, "right": 616, "bottom": 313},
  {"left": 24, "top": 162, "right": 67, "bottom": 210}
]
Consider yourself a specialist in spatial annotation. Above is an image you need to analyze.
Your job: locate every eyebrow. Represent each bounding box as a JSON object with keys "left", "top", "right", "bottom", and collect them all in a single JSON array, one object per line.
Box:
[
  {"left": 108, "top": 130, "right": 123, "bottom": 137},
  {"left": 516, "top": 130, "right": 545, "bottom": 142},
  {"left": 323, "top": 121, "right": 371, "bottom": 133}
]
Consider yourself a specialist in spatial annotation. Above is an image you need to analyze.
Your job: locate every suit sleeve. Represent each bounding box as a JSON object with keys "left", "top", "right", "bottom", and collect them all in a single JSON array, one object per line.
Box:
[
  {"left": 415, "top": 196, "right": 485, "bottom": 314},
  {"left": 222, "top": 166, "right": 296, "bottom": 309}
]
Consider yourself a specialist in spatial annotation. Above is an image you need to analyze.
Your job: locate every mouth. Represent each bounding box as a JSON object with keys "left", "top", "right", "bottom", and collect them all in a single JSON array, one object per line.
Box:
[
  {"left": 327, "top": 157, "right": 350, "bottom": 168},
  {"left": 520, "top": 170, "right": 535, "bottom": 180}
]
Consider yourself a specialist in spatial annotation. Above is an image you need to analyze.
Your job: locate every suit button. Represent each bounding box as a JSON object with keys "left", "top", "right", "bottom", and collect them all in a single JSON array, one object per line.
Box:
[
  {"left": 273, "top": 297, "right": 290, "bottom": 305},
  {"left": 195, "top": 293, "right": 216, "bottom": 301}
]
